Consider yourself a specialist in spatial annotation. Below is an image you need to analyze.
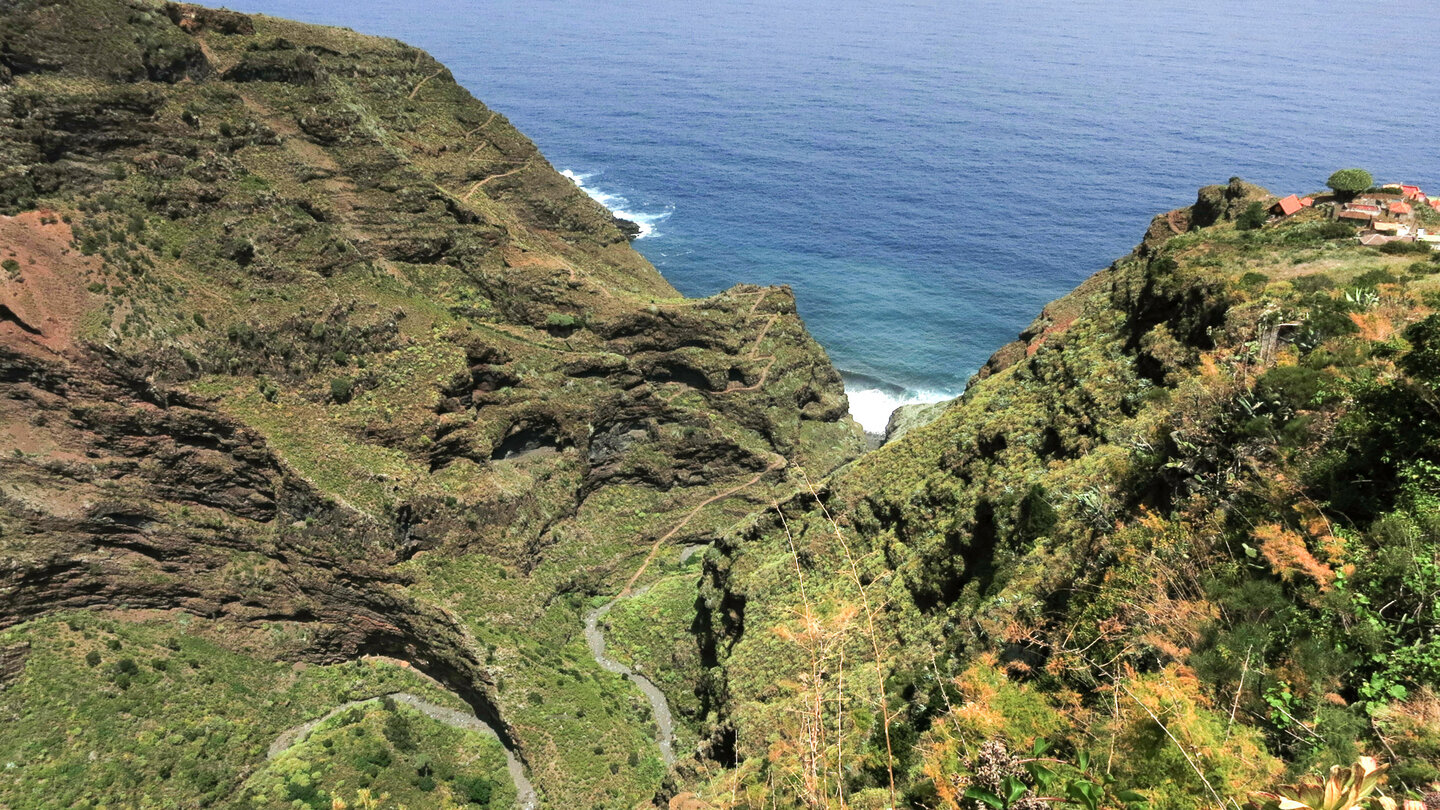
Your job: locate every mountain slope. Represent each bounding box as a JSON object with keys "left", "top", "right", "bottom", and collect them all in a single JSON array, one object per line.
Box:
[
  {"left": 679, "top": 180, "right": 1440, "bottom": 808},
  {"left": 0, "top": 2, "right": 864, "bottom": 807}
]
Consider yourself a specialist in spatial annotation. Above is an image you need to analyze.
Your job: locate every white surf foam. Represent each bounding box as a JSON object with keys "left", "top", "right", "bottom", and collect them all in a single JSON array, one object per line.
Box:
[
  {"left": 843, "top": 381, "right": 954, "bottom": 435},
  {"left": 561, "top": 169, "right": 672, "bottom": 239}
]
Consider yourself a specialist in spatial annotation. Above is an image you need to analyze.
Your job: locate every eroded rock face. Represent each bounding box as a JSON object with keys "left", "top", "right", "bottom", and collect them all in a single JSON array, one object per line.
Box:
[{"left": 0, "top": 0, "right": 864, "bottom": 801}]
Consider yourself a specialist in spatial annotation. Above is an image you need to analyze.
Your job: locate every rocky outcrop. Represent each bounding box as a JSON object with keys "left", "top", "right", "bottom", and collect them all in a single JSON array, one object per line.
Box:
[{"left": 0, "top": 2, "right": 864, "bottom": 804}]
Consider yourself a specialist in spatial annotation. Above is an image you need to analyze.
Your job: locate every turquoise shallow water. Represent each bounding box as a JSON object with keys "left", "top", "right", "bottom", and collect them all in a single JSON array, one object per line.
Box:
[{"left": 226, "top": 0, "right": 1440, "bottom": 429}]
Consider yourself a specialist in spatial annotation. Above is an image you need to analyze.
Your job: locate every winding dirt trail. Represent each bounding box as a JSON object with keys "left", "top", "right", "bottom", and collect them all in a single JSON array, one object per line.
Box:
[
  {"left": 266, "top": 692, "right": 538, "bottom": 810},
  {"left": 462, "top": 158, "right": 536, "bottom": 200},
  {"left": 583, "top": 589, "right": 676, "bottom": 767},
  {"left": 582, "top": 290, "right": 789, "bottom": 770}
]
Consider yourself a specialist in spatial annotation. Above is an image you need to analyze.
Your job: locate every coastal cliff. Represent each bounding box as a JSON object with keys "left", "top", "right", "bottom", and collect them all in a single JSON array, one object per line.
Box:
[
  {"left": 686, "top": 178, "right": 1440, "bottom": 807},
  {"left": 0, "top": 1, "right": 862, "bottom": 806},
  {"left": 2, "top": 2, "right": 1439, "bottom": 809}
]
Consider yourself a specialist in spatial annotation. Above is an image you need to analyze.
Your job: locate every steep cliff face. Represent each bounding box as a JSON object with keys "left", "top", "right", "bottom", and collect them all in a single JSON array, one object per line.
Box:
[
  {"left": 0, "top": 1, "right": 863, "bottom": 807},
  {"left": 690, "top": 187, "right": 1440, "bottom": 807},
  {"left": 6, "top": 3, "right": 1440, "bottom": 809}
]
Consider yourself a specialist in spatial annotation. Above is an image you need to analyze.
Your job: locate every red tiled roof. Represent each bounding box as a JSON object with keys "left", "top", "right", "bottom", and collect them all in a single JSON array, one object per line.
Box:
[
  {"left": 1348, "top": 204, "right": 1382, "bottom": 214},
  {"left": 1273, "top": 194, "right": 1304, "bottom": 216},
  {"left": 1431, "top": 198, "right": 1440, "bottom": 211},
  {"left": 1300, "top": 197, "right": 1314, "bottom": 207},
  {"left": 1401, "top": 184, "right": 1422, "bottom": 198},
  {"left": 1390, "top": 201, "right": 1413, "bottom": 215}
]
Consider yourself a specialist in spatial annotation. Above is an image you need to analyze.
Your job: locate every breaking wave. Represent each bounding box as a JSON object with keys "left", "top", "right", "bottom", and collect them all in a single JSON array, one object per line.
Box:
[
  {"left": 842, "top": 374, "right": 954, "bottom": 435},
  {"left": 561, "top": 169, "right": 672, "bottom": 239}
]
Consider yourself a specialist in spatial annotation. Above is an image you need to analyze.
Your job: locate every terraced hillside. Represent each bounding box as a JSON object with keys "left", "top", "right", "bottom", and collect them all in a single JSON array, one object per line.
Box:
[
  {"left": 0, "top": 2, "right": 864, "bottom": 807},
  {"left": 4, "top": 2, "right": 1439, "bottom": 809}
]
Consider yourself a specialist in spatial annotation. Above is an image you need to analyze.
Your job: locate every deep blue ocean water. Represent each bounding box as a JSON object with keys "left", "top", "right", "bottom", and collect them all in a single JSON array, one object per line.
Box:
[{"left": 226, "top": 0, "right": 1440, "bottom": 430}]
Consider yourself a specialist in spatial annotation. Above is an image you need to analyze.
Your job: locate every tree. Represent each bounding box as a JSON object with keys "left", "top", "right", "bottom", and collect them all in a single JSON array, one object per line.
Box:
[
  {"left": 1326, "top": 168, "right": 1373, "bottom": 199},
  {"left": 1236, "top": 201, "right": 1268, "bottom": 231}
]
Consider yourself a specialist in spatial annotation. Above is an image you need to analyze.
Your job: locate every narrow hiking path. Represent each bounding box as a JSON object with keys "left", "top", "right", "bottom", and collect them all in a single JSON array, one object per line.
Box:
[
  {"left": 721, "top": 289, "right": 779, "bottom": 393},
  {"left": 582, "top": 290, "right": 788, "bottom": 770},
  {"left": 266, "top": 691, "right": 539, "bottom": 810},
  {"left": 462, "top": 158, "right": 536, "bottom": 200},
  {"left": 583, "top": 588, "right": 676, "bottom": 766}
]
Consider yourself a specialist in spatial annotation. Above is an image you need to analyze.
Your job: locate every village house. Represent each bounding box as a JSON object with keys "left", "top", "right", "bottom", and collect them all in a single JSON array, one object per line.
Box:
[
  {"left": 1272, "top": 194, "right": 1305, "bottom": 216},
  {"left": 1338, "top": 181, "right": 1435, "bottom": 249},
  {"left": 1266, "top": 182, "right": 1431, "bottom": 252}
]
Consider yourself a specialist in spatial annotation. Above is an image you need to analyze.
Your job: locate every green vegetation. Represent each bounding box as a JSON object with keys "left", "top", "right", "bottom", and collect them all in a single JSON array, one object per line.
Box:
[
  {"left": 329, "top": 376, "right": 354, "bottom": 403},
  {"left": 1327, "top": 168, "right": 1374, "bottom": 198},
  {"left": 1, "top": 0, "right": 1436, "bottom": 807},
  {"left": 1236, "top": 200, "right": 1269, "bottom": 230},
  {"left": 0, "top": 2, "right": 862, "bottom": 808},
  {"left": 683, "top": 182, "right": 1440, "bottom": 808},
  {"left": 243, "top": 697, "right": 516, "bottom": 809},
  {"left": 0, "top": 613, "right": 469, "bottom": 809},
  {"left": 602, "top": 554, "right": 712, "bottom": 751}
]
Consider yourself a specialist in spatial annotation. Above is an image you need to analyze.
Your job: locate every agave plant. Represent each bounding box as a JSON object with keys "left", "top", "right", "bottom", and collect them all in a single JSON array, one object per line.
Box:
[{"left": 1249, "top": 758, "right": 1390, "bottom": 810}]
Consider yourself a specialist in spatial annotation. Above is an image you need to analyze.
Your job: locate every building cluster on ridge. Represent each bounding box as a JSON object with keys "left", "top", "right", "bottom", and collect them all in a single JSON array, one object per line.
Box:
[{"left": 1271, "top": 182, "right": 1440, "bottom": 249}]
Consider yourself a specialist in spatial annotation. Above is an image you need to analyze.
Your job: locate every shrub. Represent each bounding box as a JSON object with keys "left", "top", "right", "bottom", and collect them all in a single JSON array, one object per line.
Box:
[
  {"left": 85, "top": 651, "right": 101, "bottom": 667},
  {"left": 1236, "top": 200, "right": 1268, "bottom": 230},
  {"left": 543, "top": 312, "right": 580, "bottom": 332},
  {"left": 1399, "top": 314, "right": 1440, "bottom": 383},
  {"left": 1, "top": 259, "right": 19, "bottom": 274},
  {"left": 1312, "top": 221, "right": 1357, "bottom": 240},
  {"left": 1326, "top": 168, "right": 1374, "bottom": 198},
  {"left": 1256, "top": 364, "right": 1332, "bottom": 410},
  {"left": 381, "top": 708, "right": 415, "bottom": 751},
  {"left": 350, "top": 739, "right": 393, "bottom": 775},
  {"left": 454, "top": 775, "right": 493, "bottom": 805},
  {"left": 329, "top": 377, "right": 353, "bottom": 403},
  {"left": 1352, "top": 268, "right": 1399, "bottom": 288},
  {"left": 1378, "top": 240, "right": 1432, "bottom": 256},
  {"left": 1291, "top": 274, "right": 1335, "bottom": 294},
  {"left": 1239, "top": 271, "right": 1269, "bottom": 291}
]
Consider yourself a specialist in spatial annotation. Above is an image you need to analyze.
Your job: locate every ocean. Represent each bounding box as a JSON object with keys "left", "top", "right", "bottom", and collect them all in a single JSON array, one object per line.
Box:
[{"left": 223, "top": 0, "right": 1440, "bottom": 431}]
